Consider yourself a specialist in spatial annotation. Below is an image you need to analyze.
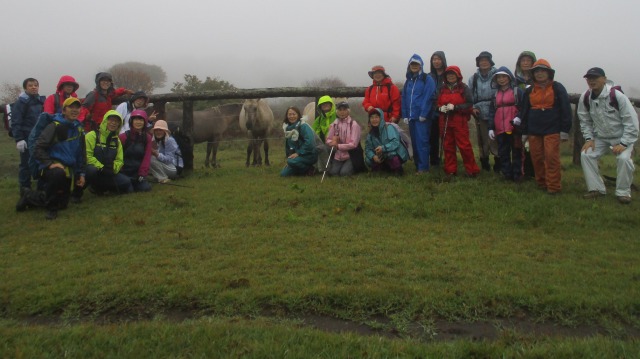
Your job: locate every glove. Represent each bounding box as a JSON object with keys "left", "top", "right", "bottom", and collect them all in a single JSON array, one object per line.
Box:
[
  {"left": 511, "top": 117, "right": 521, "bottom": 126},
  {"left": 402, "top": 118, "right": 409, "bottom": 124},
  {"left": 560, "top": 132, "right": 569, "bottom": 141},
  {"left": 100, "top": 166, "right": 114, "bottom": 176},
  {"left": 439, "top": 105, "right": 448, "bottom": 113},
  {"left": 419, "top": 116, "right": 427, "bottom": 122},
  {"left": 16, "top": 140, "right": 27, "bottom": 153},
  {"left": 488, "top": 130, "right": 495, "bottom": 140},
  {"left": 446, "top": 103, "right": 454, "bottom": 111},
  {"left": 522, "top": 135, "right": 529, "bottom": 144},
  {"left": 137, "top": 176, "right": 145, "bottom": 183}
]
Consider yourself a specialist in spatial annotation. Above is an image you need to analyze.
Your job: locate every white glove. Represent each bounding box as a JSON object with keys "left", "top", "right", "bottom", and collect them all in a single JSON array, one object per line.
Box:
[
  {"left": 522, "top": 135, "right": 529, "bottom": 144},
  {"left": 488, "top": 130, "right": 495, "bottom": 140},
  {"left": 419, "top": 116, "right": 427, "bottom": 122},
  {"left": 446, "top": 103, "right": 454, "bottom": 111},
  {"left": 512, "top": 117, "right": 521, "bottom": 126},
  {"left": 16, "top": 140, "right": 27, "bottom": 153},
  {"left": 439, "top": 105, "right": 448, "bottom": 113},
  {"left": 560, "top": 132, "right": 569, "bottom": 141},
  {"left": 402, "top": 118, "right": 409, "bottom": 124}
]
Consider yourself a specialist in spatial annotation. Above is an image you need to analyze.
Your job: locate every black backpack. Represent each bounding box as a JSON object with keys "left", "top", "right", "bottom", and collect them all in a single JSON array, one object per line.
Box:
[{"left": 168, "top": 124, "right": 193, "bottom": 174}]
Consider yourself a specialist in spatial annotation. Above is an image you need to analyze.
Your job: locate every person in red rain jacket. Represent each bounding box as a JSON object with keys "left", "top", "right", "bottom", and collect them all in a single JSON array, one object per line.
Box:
[
  {"left": 362, "top": 65, "right": 401, "bottom": 124},
  {"left": 43, "top": 75, "right": 79, "bottom": 114},
  {"left": 80, "top": 72, "right": 132, "bottom": 132},
  {"left": 436, "top": 65, "right": 480, "bottom": 179}
]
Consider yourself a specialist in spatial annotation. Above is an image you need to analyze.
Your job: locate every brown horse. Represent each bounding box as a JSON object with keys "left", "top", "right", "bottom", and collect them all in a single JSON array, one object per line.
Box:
[
  {"left": 165, "top": 103, "right": 243, "bottom": 168},
  {"left": 239, "top": 99, "right": 274, "bottom": 167}
]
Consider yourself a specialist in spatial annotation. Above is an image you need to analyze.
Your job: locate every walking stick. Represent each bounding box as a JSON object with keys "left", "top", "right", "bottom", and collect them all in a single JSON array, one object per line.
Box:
[
  {"left": 439, "top": 112, "right": 449, "bottom": 165},
  {"left": 321, "top": 146, "right": 335, "bottom": 183}
]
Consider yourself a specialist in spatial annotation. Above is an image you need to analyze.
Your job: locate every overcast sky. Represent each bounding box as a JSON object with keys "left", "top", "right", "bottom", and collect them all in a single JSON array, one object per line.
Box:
[{"left": 3, "top": 0, "right": 639, "bottom": 98}]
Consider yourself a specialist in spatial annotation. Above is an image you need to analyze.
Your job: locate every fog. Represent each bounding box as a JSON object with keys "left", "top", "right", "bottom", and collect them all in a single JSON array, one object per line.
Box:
[{"left": 3, "top": 0, "right": 639, "bottom": 97}]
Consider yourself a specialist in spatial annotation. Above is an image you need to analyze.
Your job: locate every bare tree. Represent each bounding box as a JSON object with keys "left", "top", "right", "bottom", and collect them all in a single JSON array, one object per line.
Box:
[
  {"left": 303, "top": 77, "right": 347, "bottom": 88},
  {"left": 170, "top": 74, "right": 237, "bottom": 110},
  {"left": 107, "top": 62, "right": 167, "bottom": 94},
  {"left": 111, "top": 68, "right": 153, "bottom": 94},
  {"left": 1, "top": 82, "right": 22, "bottom": 104}
]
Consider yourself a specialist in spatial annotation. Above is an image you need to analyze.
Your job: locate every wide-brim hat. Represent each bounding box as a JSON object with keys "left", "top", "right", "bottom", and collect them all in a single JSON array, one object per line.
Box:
[
  {"left": 368, "top": 65, "right": 388, "bottom": 79},
  {"left": 475, "top": 51, "right": 495, "bottom": 67},
  {"left": 152, "top": 120, "right": 171, "bottom": 135}
]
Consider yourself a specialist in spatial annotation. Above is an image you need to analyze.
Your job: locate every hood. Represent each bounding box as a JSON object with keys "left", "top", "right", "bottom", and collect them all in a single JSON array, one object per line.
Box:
[
  {"left": 491, "top": 66, "right": 516, "bottom": 88},
  {"left": 56, "top": 75, "right": 80, "bottom": 92},
  {"left": 444, "top": 65, "right": 463, "bottom": 83},
  {"left": 530, "top": 59, "right": 555, "bottom": 81},
  {"left": 405, "top": 54, "right": 424, "bottom": 79},
  {"left": 100, "top": 109, "right": 124, "bottom": 134},
  {"left": 368, "top": 108, "right": 386, "bottom": 128},
  {"left": 130, "top": 91, "right": 149, "bottom": 107},
  {"left": 430, "top": 51, "right": 447, "bottom": 75},
  {"left": 317, "top": 95, "right": 336, "bottom": 116},
  {"left": 94, "top": 72, "right": 114, "bottom": 89},
  {"left": 515, "top": 51, "right": 537, "bottom": 76}
]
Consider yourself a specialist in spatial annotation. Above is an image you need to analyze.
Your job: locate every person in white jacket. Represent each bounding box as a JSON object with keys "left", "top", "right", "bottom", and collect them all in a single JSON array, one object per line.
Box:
[{"left": 578, "top": 67, "right": 639, "bottom": 204}]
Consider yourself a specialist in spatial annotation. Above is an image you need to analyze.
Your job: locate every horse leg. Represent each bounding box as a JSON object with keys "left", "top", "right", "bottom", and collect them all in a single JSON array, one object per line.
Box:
[
  {"left": 211, "top": 135, "right": 221, "bottom": 168},
  {"left": 253, "top": 138, "right": 262, "bottom": 166},
  {"left": 264, "top": 138, "right": 270, "bottom": 166},
  {"left": 245, "top": 138, "right": 253, "bottom": 167},
  {"left": 205, "top": 142, "right": 212, "bottom": 168}
]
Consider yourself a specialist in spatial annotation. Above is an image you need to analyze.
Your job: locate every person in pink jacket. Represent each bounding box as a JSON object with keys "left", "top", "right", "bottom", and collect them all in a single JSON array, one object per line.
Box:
[{"left": 326, "top": 101, "right": 363, "bottom": 176}]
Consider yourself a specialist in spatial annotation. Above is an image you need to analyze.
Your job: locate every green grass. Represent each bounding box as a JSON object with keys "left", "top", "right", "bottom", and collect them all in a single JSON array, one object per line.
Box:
[{"left": 1, "top": 132, "right": 639, "bottom": 357}]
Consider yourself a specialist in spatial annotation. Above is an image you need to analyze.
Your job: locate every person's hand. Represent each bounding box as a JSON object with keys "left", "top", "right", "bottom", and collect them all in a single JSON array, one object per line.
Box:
[
  {"left": 367, "top": 106, "right": 374, "bottom": 112},
  {"left": 419, "top": 116, "right": 427, "bottom": 122},
  {"left": 124, "top": 89, "right": 134, "bottom": 95},
  {"left": 390, "top": 117, "right": 398, "bottom": 124},
  {"left": 512, "top": 117, "right": 522, "bottom": 126},
  {"left": 288, "top": 153, "right": 299, "bottom": 159},
  {"left": 488, "top": 130, "right": 495, "bottom": 140},
  {"left": 76, "top": 176, "right": 85, "bottom": 187},
  {"left": 472, "top": 108, "right": 480, "bottom": 117},
  {"left": 48, "top": 163, "right": 64, "bottom": 170},
  {"left": 560, "top": 132, "right": 569, "bottom": 142},
  {"left": 446, "top": 104, "right": 454, "bottom": 111},
  {"left": 373, "top": 155, "right": 383, "bottom": 164},
  {"left": 152, "top": 149, "right": 159, "bottom": 157},
  {"left": 439, "top": 105, "right": 448, "bottom": 113},
  {"left": 522, "top": 135, "right": 528, "bottom": 144},
  {"left": 612, "top": 144, "right": 627, "bottom": 155},
  {"left": 375, "top": 146, "right": 383, "bottom": 155},
  {"left": 16, "top": 140, "right": 27, "bottom": 153},
  {"left": 149, "top": 111, "right": 158, "bottom": 122},
  {"left": 581, "top": 139, "right": 595, "bottom": 153},
  {"left": 402, "top": 118, "right": 409, "bottom": 124}
]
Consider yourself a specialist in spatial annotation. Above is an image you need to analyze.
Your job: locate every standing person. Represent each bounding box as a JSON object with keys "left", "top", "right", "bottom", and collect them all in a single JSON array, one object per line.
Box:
[
  {"left": 469, "top": 51, "right": 499, "bottom": 172},
  {"left": 118, "top": 109, "right": 153, "bottom": 192},
  {"left": 81, "top": 72, "right": 132, "bottom": 132},
  {"left": 326, "top": 101, "right": 362, "bottom": 176},
  {"left": 488, "top": 67, "right": 525, "bottom": 181},
  {"left": 428, "top": 51, "right": 448, "bottom": 167},
  {"left": 16, "top": 98, "right": 85, "bottom": 220},
  {"left": 578, "top": 67, "right": 638, "bottom": 204},
  {"left": 437, "top": 66, "right": 480, "bottom": 179},
  {"left": 520, "top": 59, "right": 572, "bottom": 195},
  {"left": 514, "top": 51, "right": 537, "bottom": 89},
  {"left": 149, "top": 120, "right": 183, "bottom": 183},
  {"left": 12, "top": 78, "right": 45, "bottom": 192},
  {"left": 281, "top": 106, "right": 318, "bottom": 177},
  {"left": 312, "top": 95, "right": 336, "bottom": 172},
  {"left": 116, "top": 91, "right": 157, "bottom": 134},
  {"left": 43, "top": 75, "right": 79, "bottom": 114},
  {"left": 362, "top": 65, "right": 401, "bottom": 124},
  {"left": 85, "top": 110, "right": 133, "bottom": 194},
  {"left": 365, "top": 108, "right": 408, "bottom": 175},
  {"left": 401, "top": 54, "right": 435, "bottom": 174}
]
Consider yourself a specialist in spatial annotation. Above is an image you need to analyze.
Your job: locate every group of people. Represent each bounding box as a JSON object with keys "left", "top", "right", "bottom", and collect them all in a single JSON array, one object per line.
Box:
[
  {"left": 11, "top": 73, "right": 184, "bottom": 219},
  {"left": 280, "top": 51, "right": 638, "bottom": 204}
]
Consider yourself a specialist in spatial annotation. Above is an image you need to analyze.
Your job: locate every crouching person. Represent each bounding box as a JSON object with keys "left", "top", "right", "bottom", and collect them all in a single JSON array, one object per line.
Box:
[
  {"left": 281, "top": 106, "right": 318, "bottom": 176},
  {"left": 149, "top": 120, "right": 183, "bottom": 183},
  {"left": 365, "top": 109, "right": 408, "bottom": 175},
  {"left": 85, "top": 110, "right": 133, "bottom": 194},
  {"left": 118, "top": 109, "right": 152, "bottom": 191},
  {"left": 16, "top": 97, "right": 86, "bottom": 220}
]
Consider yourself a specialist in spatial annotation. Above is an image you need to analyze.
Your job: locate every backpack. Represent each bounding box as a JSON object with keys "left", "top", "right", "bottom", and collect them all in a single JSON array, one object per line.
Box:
[
  {"left": 387, "top": 122, "right": 412, "bottom": 159},
  {"left": 27, "top": 113, "right": 57, "bottom": 178},
  {"left": 296, "top": 122, "right": 324, "bottom": 153},
  {"left": 583, "top": 86, "right": 623, "bottom": 112},
  {"left": 3, "top": 103, "right": 13, "bottom": 137},
  {"left": 168, "top": 123, "right": 193, "bottom": 175}
]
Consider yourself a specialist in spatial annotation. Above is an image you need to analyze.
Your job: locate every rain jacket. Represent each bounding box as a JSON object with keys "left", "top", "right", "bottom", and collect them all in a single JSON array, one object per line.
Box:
[
  {"left": 312, "top": 95, "right": 336, "bottom": 141},
  {"left": 514, "top": 51, "right": 537, "bottom": 89},
  {"left": 437, "top": 66, "right": 474, "bottom": 124},
  {"left": 33, "top": 113, "right": 85, "bottom": 176},
  {"left": 365, "top": 108, "right": 408, "bottom": 166},
  {"left": 468, "top": 66, "right": 497, "bottom": 121},
  {"left": 81, "top": 72, "right": 128, "bottom": 127},
  {"left": 428, "top": 51, "right": 448, "bottom": 118},
  {"left": 283, "top": 120, "right": 318, "bottom": 159},
  {"left": 488, "top": 67, "right": 524, "bottom": 135},
  {"left": 326, "top": 115, "right": 361, "bottom": 162},
  {"left": 153, "top": 134, "right": 183, "bottom": 168},
  {"left": 401, "top": 54, "right": 435, "bottom": 120},
  {"left": 43, "top": 75, "right": 79, "bottom": 114},
  {"left": 118, "top": 115, "right": 152, "bottom": 177},
  {"left": 362, "top": 74, "right": 401, "bottom": 122},
  {"left": 11, "top": 92, "right": 45, "bottom": 141},
  {"left": 578, "top": 83, "right": 639, "bottom": 146},
  {"left": 85, "top": 110, "right": 124, "bottom": 173},
  {"left": 117, "top": 91, "right": 149, "bottom": 134}
]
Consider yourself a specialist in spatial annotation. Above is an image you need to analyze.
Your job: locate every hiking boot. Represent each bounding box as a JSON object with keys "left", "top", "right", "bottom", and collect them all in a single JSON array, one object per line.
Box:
[
  {"left": 16, "top": 190, "right": 30, "bottom": 212},
  {"left": 583, "top": 191, "right": 605, "bottom": 199},
  {"left": 480, "top": 158, "right": 490, "bottom": 171},
  {"left": 45, "top": 210, "right": 58, "bottom": 220},
  {"left": 617, "top": 196, "right": 632, "bottom": 204},
  {"left": 159, "top": 178, "right": 171, "bottom": 184}
]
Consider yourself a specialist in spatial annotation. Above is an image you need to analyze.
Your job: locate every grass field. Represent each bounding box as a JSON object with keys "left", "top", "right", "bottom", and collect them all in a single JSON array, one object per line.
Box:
[{"left": 1, "top": 130, "right": 639, "bottom": 358}]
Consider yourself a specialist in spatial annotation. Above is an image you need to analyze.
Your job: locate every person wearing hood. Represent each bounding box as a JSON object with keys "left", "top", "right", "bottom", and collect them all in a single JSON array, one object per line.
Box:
[
  {"left": 312, "top": 95, "right": 336, "bottom": 172},
  {"left": 81, "top": 72, "right": 133, "bottom": 132},
  {"left": 362, "top": 65, "right": 401, "bottom": 124},
  {"left": 85, "top": 110, "right": 133, "bottom": 194},
  {"left": 43, "top": 75, "right": 79, "bottom": 114},
  {"left": 520, "top": 59, "right": 572, "bottom": 195},
  {"left": 16, "top": 97, "right": 86, "bottom": 220},
  {"left": 281, "top": 106, "right": 318, "bottom": 177},
  {"left": 149, "top": 120, "right": 183, "bottom": 183},
  {"left": 469, "top": 51, "right": 499, "bottom": 172},
  {"left": 401, "top": 54, "right": 435, "bottom": 174},
  {"left": 365, "top": 108, "right": 408, "bottom": 175},
  {"left": 12, "top": 77, "right": 46, "bottom": 192},
  {"left": 428, "top": 51, "right": 448, "bottom": 167},
  {"left": 437, "top": 66, "right": 480, "bottom": 179},
  {"left": 326, "top": 101, "right": 362, "bottom": 176},
  {"left": 118, "top": 109, "right": 153, "bottom": 192},
  {"left": 514, "top": 51, "right": 537, "bottom": 89},
  {"left": 488, "top": 67, "right": 525, "bottom": 181},
  {"left": 578, "top": 67, "right": 638, "bottom": 204},
  {"left": 117, "top": 91, "right": 157, "bottom": 134}
]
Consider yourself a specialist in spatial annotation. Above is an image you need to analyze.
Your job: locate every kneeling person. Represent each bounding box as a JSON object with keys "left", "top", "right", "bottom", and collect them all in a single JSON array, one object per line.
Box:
[
  {"left": 365, "top": 109, "right": 408, "bottom": 175},
  {"left": 118, "top": 109, "right": 152, "bottom": 191}
]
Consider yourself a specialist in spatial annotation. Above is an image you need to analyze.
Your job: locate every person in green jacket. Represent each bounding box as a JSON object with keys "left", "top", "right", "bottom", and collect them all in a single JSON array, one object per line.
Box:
[
  {"left": 84, "top": 110, "right": 133, "bottom": 194},
  {"left": 281, "top": 106, "right": 318, "bottom": 176},
  {"left": 365, "top": 108, "right": 408, "bottom": 175},
  {"left": 312, "top": 95, "right": 336, "bottom": 172}
]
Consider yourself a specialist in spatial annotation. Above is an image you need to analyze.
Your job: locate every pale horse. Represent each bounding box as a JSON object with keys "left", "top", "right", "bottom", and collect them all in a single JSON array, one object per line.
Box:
[{"left": 239, "top": 99, "right": 274, "bottom": 167}]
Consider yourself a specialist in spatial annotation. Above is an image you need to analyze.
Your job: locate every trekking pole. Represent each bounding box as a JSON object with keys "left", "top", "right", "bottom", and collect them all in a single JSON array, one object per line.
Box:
[
  {"left": 321, "top": 146, "right": 335, "bottom": 183},
  {"left": 150, "top": 179, "right": 194, "bottom": 188},
  {"left": 439, "top": 112, "right": 449, "bottom": 165}
]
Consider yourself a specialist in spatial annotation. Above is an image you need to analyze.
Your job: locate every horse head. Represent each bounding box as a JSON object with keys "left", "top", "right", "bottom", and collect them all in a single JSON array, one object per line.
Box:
[{"left": 242, "top": 99, "right": 260, "bottom": 131}]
